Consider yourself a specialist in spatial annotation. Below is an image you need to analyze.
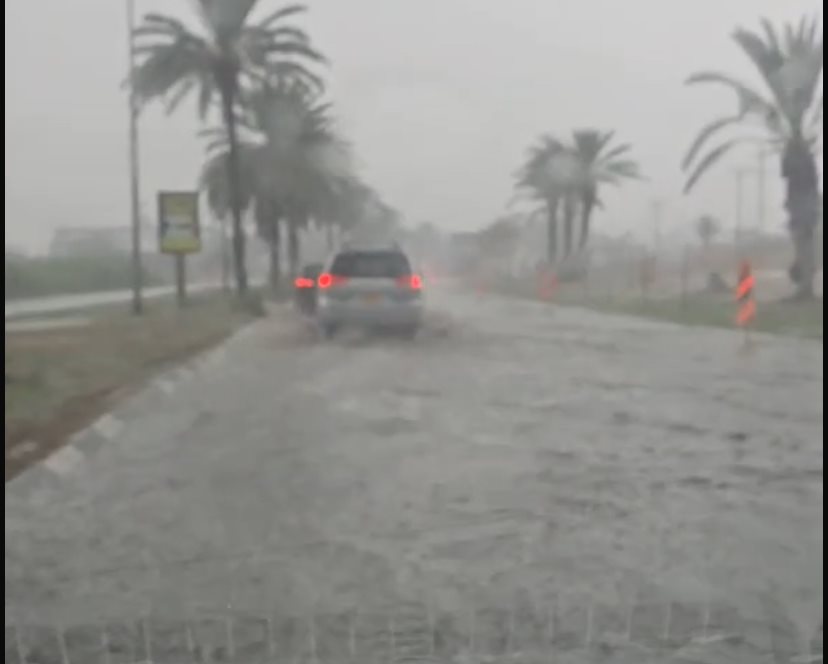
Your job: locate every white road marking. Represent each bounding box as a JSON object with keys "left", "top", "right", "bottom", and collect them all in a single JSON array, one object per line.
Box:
[
  {"left": 93, "top": 414, "right": 123, "bottom": 440},
  {"left": 8, "top": 440, "right": 39, "bottom": 461},
  {"left": 43, "top": 445, "right": 85, "bottom": 477}
]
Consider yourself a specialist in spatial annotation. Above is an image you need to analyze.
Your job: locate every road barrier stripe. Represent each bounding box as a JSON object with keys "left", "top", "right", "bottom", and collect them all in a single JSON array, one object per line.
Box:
[{"left": 735, "top": 261, "right": 756, "bottom": 328}]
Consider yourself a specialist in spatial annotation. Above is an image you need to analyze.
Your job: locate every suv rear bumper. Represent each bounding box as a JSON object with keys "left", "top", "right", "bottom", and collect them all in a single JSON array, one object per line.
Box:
[{"left": 317, "top": 299, "right": 423, "bottom": 327}]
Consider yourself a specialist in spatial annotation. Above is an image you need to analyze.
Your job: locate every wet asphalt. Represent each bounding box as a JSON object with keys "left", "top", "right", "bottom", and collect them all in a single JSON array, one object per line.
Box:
[{"left": 5, "top": 287, "right": 823, "bottom": 661}]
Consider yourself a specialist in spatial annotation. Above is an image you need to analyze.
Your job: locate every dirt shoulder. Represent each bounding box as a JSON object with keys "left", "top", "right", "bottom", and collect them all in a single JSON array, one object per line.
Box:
[{"left": 5, "top": 294, "right": 257, "bottom": 481}]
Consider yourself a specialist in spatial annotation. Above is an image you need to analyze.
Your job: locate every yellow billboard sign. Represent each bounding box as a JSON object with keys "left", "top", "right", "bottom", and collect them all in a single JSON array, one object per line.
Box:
[{"left": 158, "top": 191, "right": 201, "bottom": 254}]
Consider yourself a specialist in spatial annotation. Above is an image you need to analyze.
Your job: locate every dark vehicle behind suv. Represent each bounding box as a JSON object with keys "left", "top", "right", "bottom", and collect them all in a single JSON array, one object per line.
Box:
[{"left": 293, "top": 263, "right": 324, "bottom": 316}]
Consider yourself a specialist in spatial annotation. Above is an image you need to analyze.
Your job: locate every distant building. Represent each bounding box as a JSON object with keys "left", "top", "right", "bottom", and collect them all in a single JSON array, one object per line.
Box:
[{"left": 49, "top": 225, "right": 155, "bottom": 257}]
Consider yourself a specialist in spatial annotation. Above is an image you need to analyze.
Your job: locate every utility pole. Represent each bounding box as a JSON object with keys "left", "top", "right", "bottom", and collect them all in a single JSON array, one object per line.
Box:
[
  {"left": 127, "top": 0, "right": 143, "bottom": 315},
  {"left": 756, "top": 148, "right": 767, "bottom": 234},
  {"left": 651, "top": 199, "right": 664, "bottom": 255},
  {"left": 735, "top": 168, "right": 749, "bottom": 246}
]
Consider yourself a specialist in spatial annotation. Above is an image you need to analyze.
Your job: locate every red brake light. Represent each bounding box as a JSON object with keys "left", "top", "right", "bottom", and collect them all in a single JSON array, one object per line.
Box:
[
  {"left": 317, "top": 273, "right": 333, "bottom": 289},
  {"left": 397, "top": 274, "right": 423, "bottom": 290},
  {"left": 294, "top": 277, "right": 314, "bottom": 289},
  {"left": 317, "top": 273, "right": 348, "bottom": 289}
]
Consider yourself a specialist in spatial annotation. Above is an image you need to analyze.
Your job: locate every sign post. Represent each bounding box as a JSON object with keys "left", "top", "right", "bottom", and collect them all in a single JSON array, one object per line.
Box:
[{"left": 158, "top": 191, "right": 201, "bottom": 307}]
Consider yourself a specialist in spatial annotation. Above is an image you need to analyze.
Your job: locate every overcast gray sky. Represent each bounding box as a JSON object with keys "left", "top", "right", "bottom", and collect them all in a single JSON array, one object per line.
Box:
[{"left": 5, "top": 0, "right": 822, "bottom": 253}]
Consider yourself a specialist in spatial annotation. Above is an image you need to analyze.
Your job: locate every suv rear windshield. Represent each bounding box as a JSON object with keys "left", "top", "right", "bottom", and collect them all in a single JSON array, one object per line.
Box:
[{"left": 331, "top": 251, "right": 411, "bottom": 278}]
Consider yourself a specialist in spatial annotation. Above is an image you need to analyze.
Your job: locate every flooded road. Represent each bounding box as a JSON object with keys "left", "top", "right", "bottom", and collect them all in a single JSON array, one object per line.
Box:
[{"left": 5, "top": 288, "right": 823, "bottom": 662}]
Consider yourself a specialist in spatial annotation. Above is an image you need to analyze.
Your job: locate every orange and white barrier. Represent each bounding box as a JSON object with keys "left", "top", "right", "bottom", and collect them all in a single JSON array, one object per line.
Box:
[
  {"left": 735, "top": 261, "right": 756, "bottom": 328},
  {"left": 538, "top": 270, "right": 558, "bottom": 301}
]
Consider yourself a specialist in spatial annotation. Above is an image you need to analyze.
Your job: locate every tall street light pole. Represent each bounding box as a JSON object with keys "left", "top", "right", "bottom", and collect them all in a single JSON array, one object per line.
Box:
[
  {"left": 735, "top": 168, "right": 750, "bottom": 246},
  {"left": 651, "top": 198, "right": 664, "bottom": 255},
  {"left": 757, "top": 148, "right": 767, "bottom": 234},
  {"left": 127, "top": 0, "right": 143, "bottom": 315}
]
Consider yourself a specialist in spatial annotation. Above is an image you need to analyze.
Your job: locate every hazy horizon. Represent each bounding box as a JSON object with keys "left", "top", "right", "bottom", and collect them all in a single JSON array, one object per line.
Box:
[{"left": 5, "top": 0, "right": 822, "bottom": 254}]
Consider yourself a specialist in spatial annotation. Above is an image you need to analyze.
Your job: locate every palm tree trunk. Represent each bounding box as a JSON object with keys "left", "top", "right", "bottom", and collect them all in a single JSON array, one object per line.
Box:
[
  {"left": 219, "top": 83, "right": 248, "bottom": 296},
  {"left": 579, "top": 200, "right": 596, "bottom": 251},
  {"left": 219, "top": 218, "right": 230, "bottom": 292},
  {"left": 288, "top": 220, "right": 300, "bottom": 279},
  {"left": 562, "top": 194, "right": 577, "bottom": 259},
  {"left": 268, "top": 219, "right": 281, "bottom": 294},
  {"left": 790, "top": 218, "right": 818, "bottom": 299},
  {"left": 546, "top": 196, "right": 560, "bottom": 265},
  {"left": 784, "top": 142, "right": 820, "bottom": 299}
]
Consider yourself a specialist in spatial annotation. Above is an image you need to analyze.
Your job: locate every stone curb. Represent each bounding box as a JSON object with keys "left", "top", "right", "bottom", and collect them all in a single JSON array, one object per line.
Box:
[{"left": 5, "top": 316, "right": 268, "bottom": 503}]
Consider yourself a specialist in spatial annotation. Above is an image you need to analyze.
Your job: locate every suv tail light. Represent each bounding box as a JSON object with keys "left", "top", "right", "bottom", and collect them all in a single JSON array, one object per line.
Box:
[
  {"left": 294, "top": 277, "right": 315, "bottom": 289},
  {"left": 317, "top": 273, "right": 348, "bottom": 289},
  {"left": 396, "top": 274, "right": 423, "bottom": 290}
]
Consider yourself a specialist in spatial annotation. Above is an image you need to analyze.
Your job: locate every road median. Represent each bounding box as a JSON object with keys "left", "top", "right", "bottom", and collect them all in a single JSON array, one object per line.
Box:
[{"left": 5, "top": 293, "right": 262, "bottom": 481}]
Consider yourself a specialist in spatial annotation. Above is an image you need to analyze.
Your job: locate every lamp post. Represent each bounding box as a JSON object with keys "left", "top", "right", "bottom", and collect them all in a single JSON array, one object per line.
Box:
[
  {"left": 127, "top": 0, "right": 143, "bottom": 314},
  {"left": 735, "top": 168, "right": 750, "bottom": 245}
]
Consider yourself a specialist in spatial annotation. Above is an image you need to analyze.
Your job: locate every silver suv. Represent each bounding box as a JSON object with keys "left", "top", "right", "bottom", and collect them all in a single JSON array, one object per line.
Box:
[{"left": 316, "top": 245, "right": 424, "bottom": 338}]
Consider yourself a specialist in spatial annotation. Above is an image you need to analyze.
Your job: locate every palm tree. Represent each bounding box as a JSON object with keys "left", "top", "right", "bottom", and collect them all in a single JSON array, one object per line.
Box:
[
  {"left": 327, "top": 176, "right": 373, "bottom": 241},
  {"left": 570, "top": 130, "right": 642, "bottom": 251},
  {"left": 199, "top": 142, "right": 257, "bottom": 289},
  {"left": 131, "top": 1, "right": 325, "bottom": 295},
  {"left": 202, "top": 79, "right": 349, "bottom": 286},
  {"left": 695, "top": 214, "right": 722, "bottom": 249},
  {"left": 682, "top": 16, "right": 822, "bottom": 299},
  {"left": 515, "top": 135, "right": 573, "bottom": 264},
  {"left": 199, "top": 145, "right": 250, "bottom": 290},
  {"left": 250, "top": 81, "right": 350, "bottom": 278},
  {"left": 516, "top": 132, "right": 640, "bottom": 264}
]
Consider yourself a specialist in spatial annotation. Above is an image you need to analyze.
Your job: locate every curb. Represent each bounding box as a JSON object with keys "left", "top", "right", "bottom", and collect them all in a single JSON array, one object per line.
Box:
[{"left": 5, "top": 317, "right": 265, "bottom": 503}]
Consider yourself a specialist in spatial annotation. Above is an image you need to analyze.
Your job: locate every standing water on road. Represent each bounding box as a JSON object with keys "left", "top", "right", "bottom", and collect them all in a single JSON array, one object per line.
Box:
[{"left": 5, "top": 0, "right": 822, "bottom": 662}]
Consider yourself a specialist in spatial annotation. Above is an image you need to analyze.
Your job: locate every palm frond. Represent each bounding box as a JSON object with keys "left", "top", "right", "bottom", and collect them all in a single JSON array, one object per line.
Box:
[
  {"left": 196, "top": 0, "right": 258, "bottom": 36},
  {"left": 686, "top": 71, "right": 783, "bottom": 126},
  {"left": 568, "top": 130, "right": 643, "bottom": 192},
  {"left": 165, "top": 78, "right": 197, "bottom": 114},
  {"left": 132, "top": 39, "right": 214, "bottom": 109},
  {"left": 515, "top": 135, "right": 567, "bottom": 193},
  {"left": 759, "top": 17, "right": 783, "bottom": 54},
  {"left": 231, "top": 81, "right": 351, "bottom": 222},
  {"left": 571, "top": 129, "right": 613, "bottom": 160},
  {"left": 260, "top": 39, "right": 327, "bottom": 64},
  {"left": 682, "top": 115, "right": 742, "bottom": 170},
  {"left": 139, "top": 13, "right": 197, "bottom": 37},
  {"left": 683, "top": 139, "right": 745, "bottom": 193},
  {"left": 133, "top": 3, "right": 325, "bottom": 124},
  {"left": 246, "top": 25, "right": 310, "bottom": 47},
  {"left": 603, "top": 160, "right": 644, "bottom": 179},
  {"left": 258, "top": 4, "right": 308, "bottom": 30},
  {"left": 733, "top": 26, "right": 786, "bottom": 83},
  {"left": 597, "top": 143, "right": 633, "bottom": 163},
  {"left": 242, "top": 46, "right": 326, "bottom": 93},
  {"left": 683, "top": 17, "right": 822, "bottom": 194},
  {"left": 203, "top": 135, "right": 232, "bottom": 156},
  {"left": 199, "top": 142, "right": 259, "bottom": 218}
]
